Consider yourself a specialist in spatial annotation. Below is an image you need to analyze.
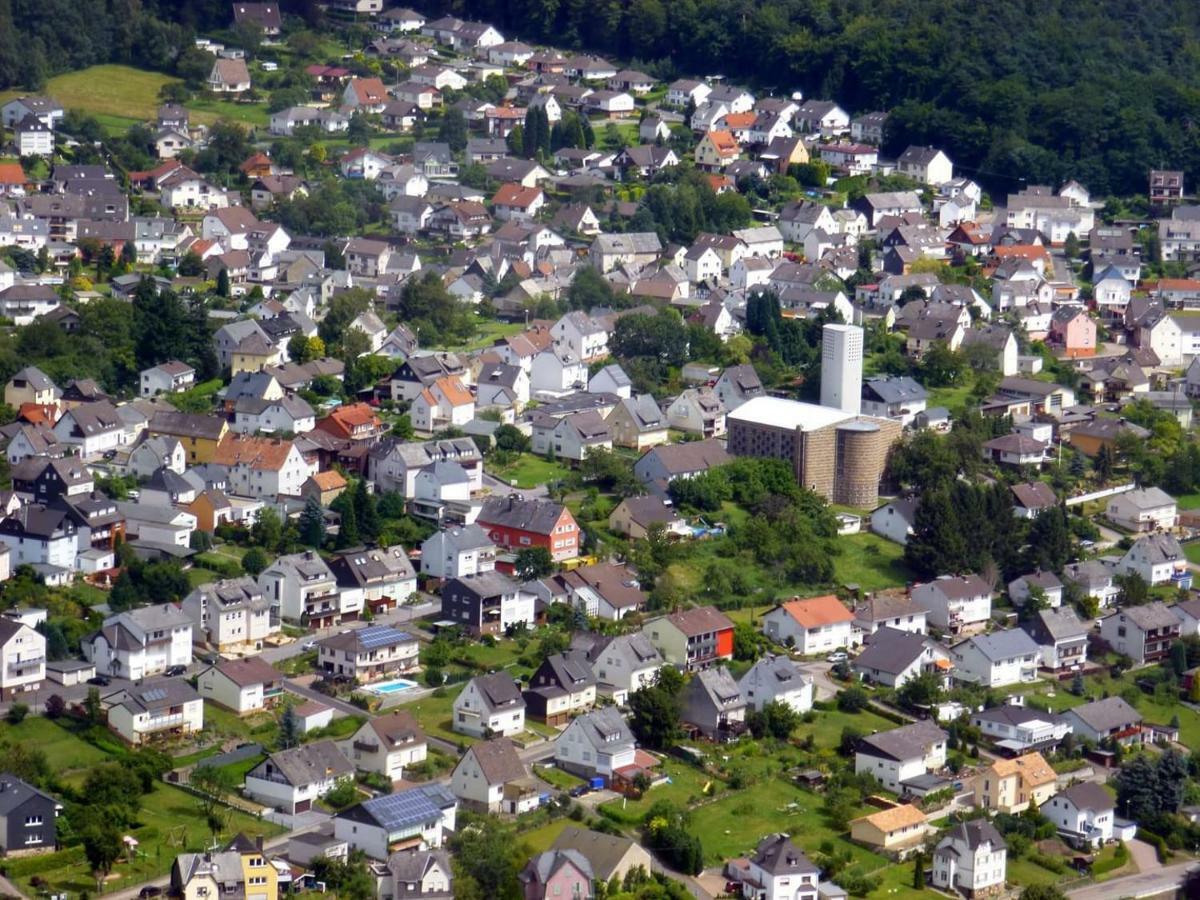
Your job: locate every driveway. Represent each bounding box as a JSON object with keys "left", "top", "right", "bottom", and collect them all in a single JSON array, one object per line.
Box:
[
  {"left": 482, "top": 472, "right": 549, "bottom": 499},
  {"left": 1126, "top": 837, "right": 1161, "bottom": 874}
]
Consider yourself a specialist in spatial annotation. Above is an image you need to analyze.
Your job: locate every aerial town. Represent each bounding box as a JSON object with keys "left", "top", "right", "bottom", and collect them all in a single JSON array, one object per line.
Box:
[{"left": 1, "top": 3, "right": 1200, "bottom": 900}]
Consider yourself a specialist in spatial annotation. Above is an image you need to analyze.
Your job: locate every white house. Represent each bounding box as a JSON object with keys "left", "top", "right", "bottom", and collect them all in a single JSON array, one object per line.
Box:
[
  {"left": 197, "top": 656, "right": 282, "bottom": 715},
  {"left": 911, "top": 575, "right": 993, "bottom": 635},
  {"left": 103, "top": 678, "right": 204, "bottom": 745},
  {"left": 740, "top": 834, "right": 819, "bottom": 900},
  {"left": 853, "top": 720, "right": 947, "bottom": 794},
  {"left": 1116, "top": 533, "right": 1189, "bottom": 587},
  {"left": 1045, "top": 783, "right": 1115, "bottom": 849},
  {"left": 931, "top": 821, "right": 1007, "bottom": 897},
  {"left": 760, "top": 595, "right": 854, "bottom": 654},
  {"left": 1106, "top": 487, "right": 1178, "bottom": 533},
  {"left": 333, "top": 784, "right": 456, "bottom": 860},
  {"left": 897, "top": 146, "right": 953, "bottom": 185},
  {"left": 852, "top": 627, "right": 951, "bottom": 689},
  {"left": 449, "top": 738, "right": 535, "bottom": 815},
  {"left": 0, "top": 618, "right": 45, "bottom": 700},
  {"left": 420, "top": 524, "right": 496, "bottom": 580},
  {"left": 140, "top": 361, "right": 196, "bottom": 398},
  {"left": 950, "top": 630, "right": 1040, "bottom": 688},
  {"left": 738, "top": 654, "right": 813, "bottom": 714},
  {"left": 970, "top": 704, "right": 1072, "bottom": 755},
  {"left": 214, "top": 434, "right": 314, "bottom": 500},
  {"left": 341, "top": 710, "right": 427, "bottom": 781},
  {"left": 1099, "top": 602, "right": 1182, "bottom": 666},
  {"left": 553, "top": 707, "right": 636, "bottom": 781},
  {"left": 182, "top": 576, "right": 278, "bottom": 654},
  {"left": 452, "top": 672, "right": 526, "bottom": 739},
  {"left": 258, "top": 551, "right": 346, "bottom": 628},
  {"left": 83, "top": 605, "right": 192, "bottom": 680},
  {"left": 245, "top": 741, "right": 355, "bottom": 815},
  {"left": 869, "top": 497, "right": 919, "bottom": 545},
  {"left": 577, "top": 633, "right": 663, "bottom": 706}
]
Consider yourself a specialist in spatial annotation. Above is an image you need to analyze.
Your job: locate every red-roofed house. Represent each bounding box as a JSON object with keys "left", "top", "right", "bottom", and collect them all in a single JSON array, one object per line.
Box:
[
  {"left": 412, "top": 375, "right": 476, "bottom": 434},
  {"left": 342, "top": 77, "right": 390, "bottom": 113},
  {"left": 314, "top": 402, "right": 385, "bottom": 443},
  {"left": 695, "top": 130, "right": 739, "bottom": 171},
  {"left": 0, "top": 162, "right": 26, "bottom": 197},
  {"left": 491, "top": 183, "right": 545, "bottom": 223},
  {"left": 761, "top": 595, "right": 855, "bottom": 654}
]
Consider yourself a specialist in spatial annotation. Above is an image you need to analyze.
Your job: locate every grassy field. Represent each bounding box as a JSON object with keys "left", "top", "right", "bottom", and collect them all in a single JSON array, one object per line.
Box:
[
  {"left": 598, "top": 759, "right": 719, "bottom": 825},
  {"left": 519, "top": 818, "right": 573, "bottom": 852},
  {"left": 927, "top": 383, "right": 974, "bottom": 416},
  {"left": 437, "top": 319, "right": 526, "bottom": 352},
  {"left": 487, "top": 453, "right": 574, "bottom": 490},
  {"left": 1185, "top": 540, "right": 1200, "bottom": 565},
  {"left": 831, "top": 532, "right": 913, "bottom": 592},
  {"left": 792, "top": 706, "right": 899, "bottom": 751},
  {"left": 399, "top": 689, "right": 465, "bottom": 745},
  {"left": 532, "top": 763, "right": 584, "bottom": 791},
  {"left": 0, "top": 718, "right": 111, "bottom": 771}
]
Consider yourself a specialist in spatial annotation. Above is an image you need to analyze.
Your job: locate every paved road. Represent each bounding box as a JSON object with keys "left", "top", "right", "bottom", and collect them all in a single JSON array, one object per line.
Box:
[
  {"left": 482, "top": 472, "right": 549, "bottom": 499},
  {"left": 1067, "top": 859, "right": 1198, "bottom": 899}
]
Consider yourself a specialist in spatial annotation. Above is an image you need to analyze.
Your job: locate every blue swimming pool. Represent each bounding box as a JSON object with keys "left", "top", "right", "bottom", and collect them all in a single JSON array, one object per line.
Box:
[{"left": 366, "top": 677, "right": 420, "bottom": 695}]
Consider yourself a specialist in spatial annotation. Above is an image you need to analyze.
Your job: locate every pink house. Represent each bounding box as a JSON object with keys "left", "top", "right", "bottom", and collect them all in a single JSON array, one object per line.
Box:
[
  {"left": 520, "top": 850, "right": 594, "bottom": 900},
  {"left": 1049, "top": 307, "right": 1097, "bottom": 358}
]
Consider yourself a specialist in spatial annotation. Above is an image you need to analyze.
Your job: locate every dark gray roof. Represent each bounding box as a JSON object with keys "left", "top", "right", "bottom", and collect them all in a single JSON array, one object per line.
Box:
[
  {"left": 857, "top": 720, "right": 946, "bottom": 762},
  {"left": 1064, "top": 696, "right": 1142, "bottom": 733},
  {"left": 852, "top": 627, "right": 931, "bottom": 675},
  {"left": 955, "top": 629, "right": 1039, "bottom": 662},
  {"left": 464, "top": 738, "right": 526, "bottom": 784},
  {"left": 478, "top": 496, "right": 567, "bottom": 535},
  {"left": 862, "top": 375, "right": 928, "bottom": 405},
  {"left": 448, "top": 570, "right": 520, "bottom": 600},
  {"left": 254, "top": 739, "right": 353, "bottom": 786},
  {"left": 1056, "top": 781, "right": 1114, "bottom": 812},
  {"left": 1029, "top": 607, "right": 1088, "bottom": 642},
  {"left": 470, "top": 672, "right": 525, "bottom": 712},
  {"left": 937, "top": 819, "right": 1004, "bottom": 855},
  {"left": 751, "top": 834, "right": 818, "bottom": 877}
]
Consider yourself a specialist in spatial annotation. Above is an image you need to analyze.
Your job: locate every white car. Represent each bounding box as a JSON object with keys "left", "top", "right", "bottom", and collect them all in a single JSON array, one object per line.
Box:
[
  {"left": 301, "top": 640, "right": 317, "bottom": 651},
  {"left": 826, "top": 651, "right": 848, "bottom": 664}
]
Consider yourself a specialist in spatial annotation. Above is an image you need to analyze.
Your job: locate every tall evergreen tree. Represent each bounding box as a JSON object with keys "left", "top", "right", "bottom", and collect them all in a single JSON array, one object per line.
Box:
[
  {"left": 535, "top": 106, "right": 551, "bottom": 156},
  {"left": 300, "top": 494, "right": 326, "bottom": 547},
  {"left": 333, "top": 490, "right": 359, "bottom": 549},
  {"left": 522, "top": 107, "right": 539, "bottom": 158},
  {"left": 354, "top": 479, "right": 381, "bottom": 542}
]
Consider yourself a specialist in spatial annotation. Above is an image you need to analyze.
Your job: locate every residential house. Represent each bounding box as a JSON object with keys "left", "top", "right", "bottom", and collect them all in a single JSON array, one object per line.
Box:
[
  {"left": 1061, "top": 696, "right": 1144, "bottom": 747},
  {"left": 1106, "top": 486, "right": 1177, "bottom": 532},
  {"left": 383, "top": 849, "right": 452, "bottom": 900},
  {"left": 974, "top": 752, "right": 1057, "bottom": 814},
  {"left": 869, "top": 498, "right": 920, "bottom": 545},
  {"left": 912, "top": 575, "right": 993, "bottom": 635},
  {"left": 897, "top": 146, "right": 953, "bottom": 185},
  {"left": 854, "top": 592, "right": 928, "bottom": 639},
  {"left": 554, "top": 707, "right": 636, "bottom": 781},
  {"left": 1024, "top": 607, "right": 1089, "bottom": 672},
  {"left": 524, "top": 650, "right": 596, "bottom": 726},
  {"left": 0, "top": 619, "right": 46, "bottom": 700},
  {"left": 140, "top": 361, "right": 196, "bottom": 398},
  {"left": 970, "top": 704, "right": 1072, "bottom": 755},
  {"left": 738, "top": 654, "right": 813, "bottom": 714},
  {"left": 197, "top": 657, "right": 283, "bottom": 715},
  {"left": 550, "top": 828, "right": 653, "bottom": 886},
  {"left": 4, "top": 366, "right": 59, "bottom": 409},
  {"left": 213, "top": 434, "right": 312, "bottom": 500},
  {"left": 851, "top": 627, "right": 951, "bottom": 689},
  {"left": 441, "top": 571, "right": 536, "bottom": 637},
  {"left": 951, "top": 630, "right": 1040, "bottom": 687},
  {"left": 576, "top": 633, "right": 663, "bottom": 706},
  {"left": 102, "top": 678, "right": 203, "bottom": 745},
  {"left": 0, "top": 774, "right": 60, "bottom": 853},
  {"left": 714, "top": 364, "right": 764, "bottom": 411},
  {"left": 849, "top": 805, "right": 927, "bottom": 858},
  {"left": 606, "top": 395, "right": 668, "bottom": 450},
  {"left": 665, "top": 388, "right": 726, "bottom": 438},
  {"left": 1008, "top": 570, "right": 1064, "bottom": 608},
  {"left": 328, "top": 546, "right": 417, "bottom": 619},
  {"left": 453, "top": 672, "right": 526, "bottom": 738},
  {"left": 208, "top": 58, "right": 252, "bottom": 93},
  {"left": 607, "top": 495, "right": 688, "bottom": 541},
  {"left": 1116, "top": 533, "right": 1189, "bottom": 587},
  {"left": 148, "top": 410, "right": 228, "bottom": 464},
  {"left": 1062, "top": 559, "right": 1119, "bottom": 608},
  {"left": 317, "top": 625, "right": 419, "bottom": 684},
  {"left": 931, "top": 821, "right": 1007, "bottom": 898},
  {"left": 258, "top": 551, "right": 346, "bottom": 628},
  {"left": 860, "top": 376, "right": 928, "bottom": 426},
  {"left": 245, "top": 740, "right": 355, "bottom": 815},
  {"left": 632, "top": 439, "right": 731, "bottom": 491},
  {"left": 760, "top": 595, "right": 854, "bottom": 654},
  {"left": 451, "top": 738, "right": 535, "bottom": 815},
  {"left": 83, "top": 605, "right": 192, "bottom": 679},
  {"left": 737, "top": 834, "right": 819, "bottom": 900},
  {"left": 333, "top": 783, "right": 456, "bottom": 859},
  {"left": 854, "top": 721, "right": 947, "bottom": 795},
  {"left": 477, "top": 496, "right": 580, "bottom": 563},
  {"left": 641, "top": 606, "right": 734, "bottom": 671},
  {"left": 694, "top": 130, "right": 740, "bottom": 170},
  {"left": 412, "top": 376, "right": 476, "bottom": 435},
  {"left": 1100, "top": 602, "right": 1181, "bottom": 665},
  {"left": 1049, "top": 307, "right": 1097, "bottom": 358},
  {"left": 420, "top": 525, "right": 496, "bottom": 581},
  {"left": 182, "top": 576, "right": 276, "bottom": 654},
  {"left": 681, "top": 667, "right": 747, "bottom": 742},
  {"left": 342, "top": 711, "right": 427, "bottom": 780},
  {"left": 519, "top": 850, "right": 593, "bottom": 900},
  {"left": 1045, "top": 783, "right": 1115, "bottom": 849}
]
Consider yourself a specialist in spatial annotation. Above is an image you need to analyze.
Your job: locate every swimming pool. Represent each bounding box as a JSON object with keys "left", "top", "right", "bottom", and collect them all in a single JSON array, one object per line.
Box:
[{"left": 365, "top": 677, "right": 420, "bottom": 695}]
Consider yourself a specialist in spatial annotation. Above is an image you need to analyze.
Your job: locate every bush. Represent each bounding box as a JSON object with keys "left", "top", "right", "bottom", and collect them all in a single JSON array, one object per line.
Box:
[
  {"left": 1027, "top": 851, "right": 1067, "bottom": 874},
  {"left": 836, "top": 686, "right": 870, "bottom": 713},
  {"left": 425, "top": 667, "right": 444, "bottom": 687},
  {"left": 6, "top": 703, "right": 28, "bottom": 724}
]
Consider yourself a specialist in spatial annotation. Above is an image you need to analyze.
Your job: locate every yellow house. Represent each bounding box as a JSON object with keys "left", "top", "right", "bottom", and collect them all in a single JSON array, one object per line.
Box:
[
  {"left": 185, "top": 487, "right": 235, "bottom": 533},
  {"left": 232, "top": 332, "right": 283, "bottom": 376},
  {"left": 4, "top": 365, "right": 60, "bottom": 410},
  {"left": 694, "top": 130, "right": 739, "bottom": 171},
  {"left": 233, "top": 834, "right": 280, "bottom": 900},
  {"left": 149, "top": 410, "right": 230, "bottom": 464},
  {"left": 171, "top": 834, "right": 278, "bottom": 900},
  {"left": 975, "top": 751, "right": 1057, "bottom": 813},
  {"left": 605, "top": 395, "right": 670, "bottom": 451},
  {"left": 849, "top": 804, "right": 927, "bottom": 857}
]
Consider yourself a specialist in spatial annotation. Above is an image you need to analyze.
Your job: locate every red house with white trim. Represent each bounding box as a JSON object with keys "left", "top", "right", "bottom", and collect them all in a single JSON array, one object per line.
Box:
[{"left": 477, "top": 495, "right": 579, "bottom": 564}]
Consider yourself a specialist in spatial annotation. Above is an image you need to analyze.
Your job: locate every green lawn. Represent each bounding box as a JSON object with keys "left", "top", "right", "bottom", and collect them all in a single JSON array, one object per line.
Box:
[
  {"left": 399, "top": 689, "right": 466, "bottom": 745},
  {"left": 519, "top": 818, "right": 573, "bottom": 852},
  {"left": 487, "top": 453, "right": 574, "bottom": 490},
  {"left": 202, "top": 701, "right": 279, "bottom": 746},
  {"left": 6, "top": 781, "right": 282, "bottom": 897},
  {"left": 435, "top": 319, "right": 526, "bottom": 353},
  {"left": 532, "top": 763, "right": 584, "bottom": 791},
  {"left": 927, "top": 383, "right": 974, "bottom": 416},
  {"left": 793, "top": 706, "right": 899, "bottom": 751},
  {"left": 0, "top": 718, "right": 111, "bottom": 772},
  {"left": 1184, "top": 540, "right": 1200, "bottom": 565},
  {"left": 598, "top": 759, "right": 718, "bottom": 824},
  {"left": 831, "top": 532, "right": 914, "bottom": 592}
]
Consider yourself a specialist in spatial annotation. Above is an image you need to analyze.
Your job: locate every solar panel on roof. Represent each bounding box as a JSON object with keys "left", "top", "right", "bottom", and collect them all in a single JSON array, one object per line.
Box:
[
  {"left": 357, "top": 625, "right": 411, "bottom": 649},
  {"left": 364, "top": 788, "right": 440, "bottom": 830},
  {"left": 141, "top": 687, "right": 168, "bottom": 702}
]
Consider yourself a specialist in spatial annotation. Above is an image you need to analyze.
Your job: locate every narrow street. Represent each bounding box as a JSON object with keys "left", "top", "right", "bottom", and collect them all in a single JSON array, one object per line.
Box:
[{"left": 1067, "top": 859, "right": 1198, "bottom": 899}]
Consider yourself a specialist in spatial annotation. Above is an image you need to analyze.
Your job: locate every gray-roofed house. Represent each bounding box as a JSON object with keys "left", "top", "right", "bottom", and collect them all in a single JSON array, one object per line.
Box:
[
  {"left": 851, "top": 627, "right": 952, "bottom": 689},
  {"left": 317, "top": 625, "right": 419, "bottom": 683},
  {"left": 970, "top": 703, "right": 1072, "bottom": 755},
  {"left": 572, "top": 632, "right": 663, "bottom": 706},
  {"left": 341, "top": 710, "right": 427, "bottom": 781},
  {"left": 869, "top": 497, "right": 920, "bottom": 546},
  {"left": 1062, "top": 559, "right": 1119, "bottom": 608},
  {"left": 452, "top": 672, "right": 526, "bottom": 738},
  {"left": 182, "top": 575, "right": 275, "bottom": 655},
  {"left": 450, "top": 738, "right": 536, "bottom": 815},
  {"left": 1061, "top": 696, "right": 1144, "bottom": 746},
  {"left": 328, "top": 545, "right": 418, "bottom": 618},
  {"left": 245, "top": 740, "right": 355, "bottom": 815},
  {"left": 82, "top": 604, "right": 192, "bottom": 679},
  {"left": 860, "top": 376, "right": 928, "bottom": 426},
  {"left": 853, "top": 591, "right": 928, "bottom": 638},
  {"left": 419, "top": 524, "right": 496, "bottom": 580},
  {"left": 1099, "top": 601, "right": 1182, "bottom": 665},
  {"left": 1023, "top": 607, "right": 1088, "bottom": 672},
  {"left": 1010, "top": 481, "right": 1058, "bottom": 518},
  {"left": 632, "top": 438, "right": 731, "bottom": 492},
  {"left": 607, "top": 495, "right": 690, "bottom": 541},
  {"left": 441, "top": 571, "right": 537, "bottom": 637},
  {"left": 0, "top": 773, "right": 60, "bottom": 853},
  {"left": 333, "top": 784, "right": 456, "bottom": 859},
  {"left": 931, "top": 820, "right": 1006, "bottom": 896},
  {"left": 1045, "top": 782, "right": 1115, "bottom": 848},
  {"left": 524, "top": 650, "right": 597, "bottom": 726},
  {"left": 738, "top": 834, "right": 819, "bottom": 900},
  {"left": 554, "top": 707, "right": 636, "bottom": 780},
  {"left": 1008, "top": 569, "right": 1064, "bottom": 608},
  {"left": 911, "top": 575, "right": 993, "bottom": 635},
  {"left": 550, "top": 827, "right": 653, "bottom": 885},
  {"left": 681, "top": 667, "right": 747, "bottom": 742},
  {"left": 1116, "top": 532, "right": 1189, "bottom": 587},
  {"left": 101, "top": 676, "right": 204, "bottom": 744},
  {"left": 520, "top": 849, "right": 594, "bottom": 900},
  {"left": 386, "top": 849, "right": 453, "bottom": 900},
  {"left": 738, "top": 654, "right": 813, "bottom": 714},
  {"left": 714, "top": 364, "right": 764, "bottom": 412},
  {"left": 854, "top": 721, "right": 947, "bottom": 794},
  {"left": 950, "top": 629, "right": 1040, "bottom": 687},
  {"left": 606, "top": 395, "right": 668, "bottom": 450}
]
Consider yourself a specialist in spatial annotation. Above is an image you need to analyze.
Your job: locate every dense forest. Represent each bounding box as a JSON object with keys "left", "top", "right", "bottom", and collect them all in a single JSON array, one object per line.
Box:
[{"left": 4, "top": 0, "right": 1200, "bottom": 195}]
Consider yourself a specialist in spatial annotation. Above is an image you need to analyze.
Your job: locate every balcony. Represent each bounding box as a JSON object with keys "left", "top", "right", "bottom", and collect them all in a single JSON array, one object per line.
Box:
[{"left": 141, "top": 712, "right": 185, "bottom": 732}]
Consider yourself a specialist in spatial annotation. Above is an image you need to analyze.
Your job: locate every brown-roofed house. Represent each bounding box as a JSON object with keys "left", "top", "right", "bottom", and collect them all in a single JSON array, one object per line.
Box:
[{"left": 342, "top": 710, "right": 427, "bottom": 780}]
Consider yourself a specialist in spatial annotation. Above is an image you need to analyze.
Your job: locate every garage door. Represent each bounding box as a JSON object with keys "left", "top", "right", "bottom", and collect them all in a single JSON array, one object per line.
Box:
[{"left": 294, "top": 799, "right": 311, "bottom": 814}]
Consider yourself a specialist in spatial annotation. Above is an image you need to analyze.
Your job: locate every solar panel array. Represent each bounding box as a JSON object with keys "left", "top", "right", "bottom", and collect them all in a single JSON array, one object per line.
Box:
[
  {"left": 140, "top": 687, "right": 168, "bottom": 702},
  {"left": 365, "top": 787, "right": 440, "bottom": 831},
  {"left": 357, "top": 625, "right": 412, "bottom": 649}
]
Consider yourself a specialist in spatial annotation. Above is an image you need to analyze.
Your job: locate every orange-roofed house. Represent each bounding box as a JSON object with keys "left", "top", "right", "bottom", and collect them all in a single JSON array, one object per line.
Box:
[
  {"left": 0, "top": 162, "right": 26, "bottom": 197},
  {"left": 850, "top": 804, "right": 928, "bottom": 857},
  {"left": 705, "top": 173, "right": 736, "bottom": 194},
  {"left": 314, "top": 402, "right": 385, "bottom": 443},
  {"left": 342, "top": 76, "right": 390, "bottom": 113},
  {"left": 762, "top": 594, "right": 854, "bottom": 654},
  {"left": 213, "top": 434, "right": 314, "bottom": 499},
  {"left": 695, "top": 130, "right": 740, "bottom": 171},
  {"left": 720, "top": 111, "right": 757, "bottom": 142},
  {"left": 301, "top": 469, "right": 348, "bottom": 506},
  {"left": 491, "top": 183, "right": 545, "bottom": 223},
  {"left": 1154, "top": 278, "right": 1200, "bottom": 307},
  {"left": 975, "top": 751, "right": 1057, "bottom": 813},
  {"left": 238, "top": 152, "right": 277, "bottom": 179},
  {"left": 411, "top": 375, "right": 475, "bottom": 434}
]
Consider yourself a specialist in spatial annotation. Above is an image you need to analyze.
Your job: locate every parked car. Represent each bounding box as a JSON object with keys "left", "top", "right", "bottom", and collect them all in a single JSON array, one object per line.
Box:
[
  {"left": 302, "top": 640, "right": 317, "bottom": 651},
  {"left": 139, "top": 887, "right": 162, "bottom": 899},
  {"left": 87, "top": 675, "right": 110, "bottom": 686},
  {"left": 826, "top": 651, "right": 848, "bottom": 664},
  {"left": 568, "top": 784, "right": 591, "bottom": 798},
  {"left": 165, "top": 665, "right": 187, "bottom": 677}
]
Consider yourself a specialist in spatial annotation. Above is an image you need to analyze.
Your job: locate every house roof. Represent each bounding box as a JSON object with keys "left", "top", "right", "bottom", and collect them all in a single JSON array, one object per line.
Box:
[
  {"left": 319, "top": 624, "right": 414, "bottom": 655},
  {"left": 855, "top": 591, "right": 928, "bottom": 625},
  {"left": 1056, "top": 781, "right": 1114, "bottom": 812},
  {"left": 955, "top": 629, "right": 1039, "bottom": 662},
  {"left": 1115, "top": 600, "right": 1180, "bottom": 631},
  {"left": 852, "top": 804, "right": 925, "bottom": 832},
  {"left": 986, "top": 751, "right": 1055, "bottom": 789},
  {"left": 365, "top": 709, "right": 424, "bottom": 749},
  {"left": 660, "top": 605, "right": 733, "bottom": 637},
  {"left": 852, "top": 627, "right": 933, "bottom": 676},
  {"left": 211, "top": 656, "right": 279, "bottom": 688},
  {"left": 1011, "top": 481, "right": 1057, "bottom": 509},
  {"left": 256, "top": 739, "right": 353, "bottom": 786},
  {"left": 750, "top": 834, "right": 818, "bottom": 876},
  {"left": 469, "top": 672, "right": 525, "bottom": 712},
  {"left": 568, "top": 707, "right": 634, "bottom": 747},
  {"left": 858, "top": 720, "right": 946, "bottom": 762},
  {"left": 464, "top": 737, "right": 526, "bottom": 784},
  {"left": 937, "top": 820, "right": 1004, "bottom": 854},
  {"left": 478, "top": 495, "right": 569, "bottom": 535},
  {"left": 213, "top": 434, "right": 295, "bottom": 471},
  {"left": 636, "top": 438, "right": 731, "bottom": 476},
  {"left": 616, "top": 495, "right": 682, "bottom": 529},
  {"left": 551, "top": 827, "right": 645, "bottom": 882},
  {"left": 1065, "top": 696, "right": 1142, "bottom": 733},
  {"left": 773, "top": 595, "right": 854, "bottom": 629},
  {"left": 1030, "top": 606, "right": 1088, "bottom": 642}
]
